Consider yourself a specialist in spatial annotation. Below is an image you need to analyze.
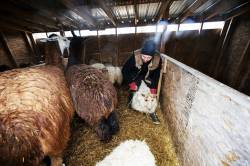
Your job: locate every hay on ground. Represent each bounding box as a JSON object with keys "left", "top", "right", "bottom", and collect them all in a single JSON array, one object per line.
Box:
[{"left": 64, "top": 87, "right": 180, "bottom": 166}]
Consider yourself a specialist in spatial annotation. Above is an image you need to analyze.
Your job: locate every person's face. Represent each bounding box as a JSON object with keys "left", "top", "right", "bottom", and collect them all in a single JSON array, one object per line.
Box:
[{"left": 141, "top": 54, "right": 152, "bottom": 63}]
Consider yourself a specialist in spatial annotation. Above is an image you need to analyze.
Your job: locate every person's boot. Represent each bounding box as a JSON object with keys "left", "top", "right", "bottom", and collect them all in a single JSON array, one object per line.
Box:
[{"left": 149, "top": 112, "right": 160, "bottom": 125}]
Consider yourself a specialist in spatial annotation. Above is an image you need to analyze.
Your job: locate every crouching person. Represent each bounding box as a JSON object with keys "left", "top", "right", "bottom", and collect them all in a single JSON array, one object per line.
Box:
[{"left": 122, "top": 40, "right": 162, "bottom": 124}]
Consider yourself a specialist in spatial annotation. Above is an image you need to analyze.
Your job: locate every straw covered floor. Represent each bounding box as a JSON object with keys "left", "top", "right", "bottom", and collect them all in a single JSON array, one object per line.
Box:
[{"left": 64, "top": 87, "right": 180, "bottom": 166}]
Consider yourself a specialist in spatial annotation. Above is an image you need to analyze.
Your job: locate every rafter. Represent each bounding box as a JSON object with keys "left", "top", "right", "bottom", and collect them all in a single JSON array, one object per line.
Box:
[
  {"left": 134, "top": 0, "right": 139, "bottom": 26},
  {"left": 209, "top": 1, "right": 250, "bottom": 21},
  {"left": 11, "top": 0, "right": 79, "bottom": 30},
  {"left": 156, "top": 0, "right": 172, "bottom": 22}
]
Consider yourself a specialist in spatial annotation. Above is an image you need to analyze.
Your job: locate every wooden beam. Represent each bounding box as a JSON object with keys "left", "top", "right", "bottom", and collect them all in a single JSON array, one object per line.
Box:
[
  {"left": 97, "top": 30, "right": 101, "bottom": 62},
  {"left": 0, "top": 22, "right": 32, "bottom": 33},
  {"left": 95, "top": 0, "right": 117, "bottom": 27},
  {"left": 23, "top": 32, "right": 39, "bottom": 63},
  {"left": 11, "top": 0, "right": 79, "bottom": 30},
  {"left": 0, "top": 2, "right": 59, "bottom": 30},
  {"left": 202, "top": 0, "right": 243, "bottom": 21},
  {"left": 156, "top": 0, "right": 172, "bottom": 22},
  {"left": 134, "top": 0, "right": 139, "bottom": 26},
  {"left": 28, "top": 33, "right": 41, "bottom": 62},
  {"left": 209, "top": 1, "right": 250, "bottom": 21},
  {"left": 0, "top": 32, "right": 18, "bottom": 67},
  {"left": 114, "top": 27, "right": 119, "bottom": 66},
  {"left": 0, "top": 15, "right": 47, "bottom": 32}
]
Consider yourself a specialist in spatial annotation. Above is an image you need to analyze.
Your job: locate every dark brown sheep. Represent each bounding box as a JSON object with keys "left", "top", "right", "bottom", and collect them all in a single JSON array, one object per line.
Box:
[
  {"left": 66, "top": 64, "right": 119, "bottom": 141},
  {"left": 0, "top": 65, "right": 74, "bottom": 166}
]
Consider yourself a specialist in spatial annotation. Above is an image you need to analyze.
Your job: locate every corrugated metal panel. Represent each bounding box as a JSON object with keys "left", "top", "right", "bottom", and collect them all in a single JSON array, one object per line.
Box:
[
  {"left": 169, "top": 1, "right": 185, "bottom": 16},
  {"left": 127, "top": 5, "right": 135, "bottom": 18},
  {"left": 148, "top": 2, "right": 162, "bottom": 18},
  {"left": 113, "top": 6, "right": 127, "bottom": 19},
  {"left": 194, "top": 0, "right": 217, "bottom": 15},
  {"left": 91, "top": 8, "right": 108, "bottom": 21},
  {"left": 138, "top": 2, "right": 161, "bottom": 19},
  {"left": 138, "top": 3, "right": 148, "bottom": 19},
  {"left": 170, "top": 0, "right": 197, "bottom": 17}
]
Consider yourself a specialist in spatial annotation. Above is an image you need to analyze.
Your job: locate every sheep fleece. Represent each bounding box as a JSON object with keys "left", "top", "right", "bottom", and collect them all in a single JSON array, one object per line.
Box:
[
  {"left": 66, "top": 64, "right": 117, "bottom": 126},
  {"left": 0, "top": 66, "right": 74, "bottom": 166}
]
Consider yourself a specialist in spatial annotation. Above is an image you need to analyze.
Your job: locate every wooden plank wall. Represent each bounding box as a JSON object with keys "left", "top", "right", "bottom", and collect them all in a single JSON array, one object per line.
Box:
[
  {"left": 84, "top": 33, "right": 155, "bottom": 66},
  {"left": 163, "top": 11, "right": 250, "bottom": 96},
  {"left": 214, "top": 12, "right": 250, "bottom": 96},
  {"left": 160, "top": 55, "right": 250, "bottom": 166},
  {"left": 0, "top": 30, "right": 38, "bottom": 68}
]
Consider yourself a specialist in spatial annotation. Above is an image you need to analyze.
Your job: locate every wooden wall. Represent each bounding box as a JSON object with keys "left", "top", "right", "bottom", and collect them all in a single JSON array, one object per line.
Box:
[
  {"left": 160, "top": 55, "right": 250, "bottom": 166},
  {"left": 163, "top": 11, "right": 250, "bottom": 96},
  {"left": 84, "top": 33, "right": 155, "bottom": 66},
  {"left": 0, "top": 30, "right": 38, "bottom": 68},
  {"left": 213, "top": 12, "right": 250, "bottom": 96}
]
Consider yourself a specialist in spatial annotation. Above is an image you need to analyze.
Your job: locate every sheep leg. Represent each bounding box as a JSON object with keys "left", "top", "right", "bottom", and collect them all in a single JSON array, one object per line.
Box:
[
  {"left": 50, "top": 156, "right": 63, "bottom": 166},
  {"left": 96, "top": 118, "right": 112, "bottom": 142},
  {"left": 107, "top": 112, "right": 119, "bottom": 135}
]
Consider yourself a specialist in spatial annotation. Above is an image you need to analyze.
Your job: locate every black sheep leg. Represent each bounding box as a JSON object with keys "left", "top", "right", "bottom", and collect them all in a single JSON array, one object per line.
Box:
[
  {"left": 96, "top": 118, "right": 112, "bottom": 142},
  {"left": 107, "top": 112, "right": 119, "bottom": 135}
]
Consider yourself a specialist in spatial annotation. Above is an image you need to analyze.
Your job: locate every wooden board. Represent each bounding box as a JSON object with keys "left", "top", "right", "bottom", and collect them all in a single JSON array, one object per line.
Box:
[{"left": 160, "top": 54, "right": 250, "bottom": 166}]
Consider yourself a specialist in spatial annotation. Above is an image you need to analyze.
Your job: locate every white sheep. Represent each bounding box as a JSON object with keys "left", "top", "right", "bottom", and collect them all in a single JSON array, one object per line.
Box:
[
  {"left": 91, "top": 63, "right": 106, "bottom": 70},
  {"left": 115, "top": 67, "right": 123, "bottom": 85},
  {"left": 96, "top": 140, "right": 156, "bottom": 166},
  {"left": 131, "top": 81, "right": 158, "bottom": 114},
  {"left": 91, "top": 63, "right": 123, "bottom": 85}
]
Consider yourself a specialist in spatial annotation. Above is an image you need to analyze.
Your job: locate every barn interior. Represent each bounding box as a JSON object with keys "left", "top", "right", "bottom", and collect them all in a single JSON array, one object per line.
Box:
[{"left": 0, "top": 0, "right": 250, "bottom": 166}]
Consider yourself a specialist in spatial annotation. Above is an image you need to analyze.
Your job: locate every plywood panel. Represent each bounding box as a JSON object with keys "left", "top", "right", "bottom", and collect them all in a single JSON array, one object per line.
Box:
[{"left": 160, "top": 55, "right": 250, "bottom": 166}]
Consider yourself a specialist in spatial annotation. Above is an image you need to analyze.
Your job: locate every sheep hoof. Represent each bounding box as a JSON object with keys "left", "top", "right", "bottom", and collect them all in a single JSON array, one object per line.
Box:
[
  {"left": 149, "top": 113, "right": 160, "bottom": 125},
  {"left": 107, "top": 112, "right": 119, "bottom": 135},
  {"left": 96, "top": 118, "right": 112, "bottom": 142}
]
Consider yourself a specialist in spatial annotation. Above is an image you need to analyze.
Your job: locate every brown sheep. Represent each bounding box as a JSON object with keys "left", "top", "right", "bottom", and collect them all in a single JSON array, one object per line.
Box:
[
  {"left": 0, "top": 57, "right": 74, "bottom": 164},
  {"left": 66, "top": 64, "right": 119, "bottom": 141}
]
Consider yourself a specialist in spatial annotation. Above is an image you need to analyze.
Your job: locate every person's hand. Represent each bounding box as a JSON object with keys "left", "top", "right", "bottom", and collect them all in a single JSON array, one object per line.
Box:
[
  {"left": 150, "top": 88, "right": 157, "bottom": 97},
  {"left": 129, "top": 82, "right": 137, "bottom": 91}
]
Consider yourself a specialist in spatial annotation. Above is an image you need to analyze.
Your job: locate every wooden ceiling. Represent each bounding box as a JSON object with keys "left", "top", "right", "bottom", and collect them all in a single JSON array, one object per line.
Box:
[{"left": 0, "top": 0, "right": 249, "bottom": 33}]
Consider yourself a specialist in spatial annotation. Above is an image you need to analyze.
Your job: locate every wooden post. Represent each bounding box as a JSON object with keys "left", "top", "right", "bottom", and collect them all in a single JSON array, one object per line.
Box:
[
  {"left": 157, "top": 56, "right": 167, "bottom": 103},
  {"left": 28, "top": 33, "right": 41, "bottom": 63},
  {"left": 97, "top": 29, "right": 102, "bottom": 63},
  {"left": 232, "top": 37, "right": 250, "bottom": 88},
  {"left": 23, "top": 32, "right": 37, "bottom": 63},
  {"left": 214, "top": 18, "right": 237, "bottom": 80},
  {"left": 0, "top": 32, "right": 18, "bottom": 67},
  {"left": 115, "top": 27, "right": 119, "bottom": 66}
]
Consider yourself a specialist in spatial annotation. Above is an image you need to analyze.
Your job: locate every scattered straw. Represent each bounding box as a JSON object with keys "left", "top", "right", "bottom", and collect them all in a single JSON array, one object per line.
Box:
[{"left": 64, "top": 87, "right": 180, "bottom": 166}]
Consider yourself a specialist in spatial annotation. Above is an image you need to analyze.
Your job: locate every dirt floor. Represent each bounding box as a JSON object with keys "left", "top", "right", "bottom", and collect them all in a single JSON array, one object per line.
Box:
[{"left": 64, "top": 87, "right": 180, "bottom": 166}]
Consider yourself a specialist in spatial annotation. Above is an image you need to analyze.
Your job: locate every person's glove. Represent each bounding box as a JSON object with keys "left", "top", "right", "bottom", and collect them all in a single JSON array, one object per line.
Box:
[
  {"left": 129, "top": 82, "right": 137, "bottom": 91},
  {"left": 150, "top": 88, "right": 157, "bottom": 95}
]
